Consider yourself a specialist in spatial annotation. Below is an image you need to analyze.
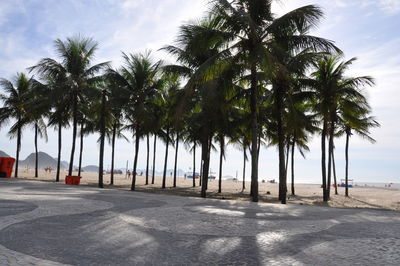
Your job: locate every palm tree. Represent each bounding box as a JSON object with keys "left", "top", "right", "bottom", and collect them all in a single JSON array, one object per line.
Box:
[
  {"left": 46, "top": 79, "right": 70, "bottom": 182},
  {"left": 230, "top": 129, "right": 251, "bottom": 191},
  {"left": 160, "top": 74, "right": 181, "bottom": 189},
  {"left": 163, "top": 18, "right": 233, "bottom": 197},
  {"left": 98, "top": 89, "right": 107, "bottom": 188},
  {"left": 170, "top": 88, "right": 185, "bottom": 188},
  {"left": 49, "top": 110, "right": 69, "bottom": 182},
  {"left": 214, "top": 79, "right": 240, "bottom": 194},
  {"left": 29, "top": 36, "right": 109, "bottom": 177},
  {"left": 107, "top": 80, "right": 129, "bottom": 185},
  {"left": 285, "top": 89, "right": 317, "bottom": 196},
  {"left": 182, "top": 108, "right": 202, "bottom": 187},
  {"left": 77, "top": 112, "right": 94, "bottom": 177},
  {"left": 108, "top": 51, "right": 162, "bottom": 191},
  {"left": 0, "top": 73, "right": 32, "bottom": 177},
  {"left": 337, "top": 85, "right": 379, "bottom": 197},
  {"left": 343, "top": 116, "right": 379, "bottom": 196},
  {"left": 310, "top": 56, "right": 374, "bottom": 201},
  {"left": 173, "top": 131, "right": 180, "bottom": 188},
  {"left": 204, "top": 0, "right": 339, "bottom": 202},
  {"left": 161, "top": 127, "right": 171, "bottom": 189},
  {"left": 150, "top": 109, "right": 165, "bottom": 185},
  {"left": 24, "top": 79, "right": 50, "bottom": 178}
]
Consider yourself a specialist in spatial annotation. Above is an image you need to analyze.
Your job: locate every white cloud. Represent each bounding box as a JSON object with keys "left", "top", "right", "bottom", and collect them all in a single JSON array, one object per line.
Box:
[
  {"left": 0, "top": 0, "right": 25, "bottom": 26},
  {"left": 334, "top": 0, "right": 347, "bottom": 8},
  {"left": 379, "top": 0, "right": 400, "bottom": 15},
  {"left": 122, "top": 0, "right": 146, "bottom": 9}
]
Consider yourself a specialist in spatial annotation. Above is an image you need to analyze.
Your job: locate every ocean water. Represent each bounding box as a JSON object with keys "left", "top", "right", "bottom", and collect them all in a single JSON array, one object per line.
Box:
[
  {"left": 353, "top": 182, "right": 400, "bottom": 188},
  {"left": 290, "top": 180, "right": 400, "bottom": 188}
]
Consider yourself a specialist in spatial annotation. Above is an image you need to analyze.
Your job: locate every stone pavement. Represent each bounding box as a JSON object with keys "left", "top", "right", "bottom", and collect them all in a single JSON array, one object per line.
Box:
[{"left": 0, "top": 179, "right": 399, "bottom": 265}]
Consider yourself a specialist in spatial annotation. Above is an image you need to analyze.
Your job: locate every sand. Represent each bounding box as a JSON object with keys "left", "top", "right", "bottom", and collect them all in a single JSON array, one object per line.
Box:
[{"left": 13, "top": 168, "right": 400, "bottom": 211}]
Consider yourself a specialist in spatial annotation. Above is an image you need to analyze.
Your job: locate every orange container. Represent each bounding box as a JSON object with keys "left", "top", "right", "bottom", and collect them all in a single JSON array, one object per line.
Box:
[
  {"left": 0, "top": 157, "right": 16, "bottom": 178},
  {"left": 65, "top": 176, "right": 81, "bottom": 185}
]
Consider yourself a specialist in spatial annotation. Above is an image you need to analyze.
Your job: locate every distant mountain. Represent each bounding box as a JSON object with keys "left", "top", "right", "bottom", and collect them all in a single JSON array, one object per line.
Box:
[
  {"left": 0, "top": 150, "right": 11, "bottom": 157},
  {"left": 59, "top": 160, "right": 69, "bottom": 169},
  {"left": 19, "top": 152, "right": 66, "bottom": 170},
  {"left": 82, "top": 165, "right": 99, "bottom": 173}
]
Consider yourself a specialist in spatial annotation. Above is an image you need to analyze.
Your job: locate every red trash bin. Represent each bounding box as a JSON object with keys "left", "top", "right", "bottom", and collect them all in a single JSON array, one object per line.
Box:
[
  {"left": 0, "top": 157, "right": 16, "bottom": 178},
  {"left": 65, "top": 176, "right": 81, "bottom": 185}
]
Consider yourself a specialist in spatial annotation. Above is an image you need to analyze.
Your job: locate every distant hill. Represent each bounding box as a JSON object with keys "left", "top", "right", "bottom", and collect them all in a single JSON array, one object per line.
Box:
[
  {"left": 82, "top": 165, "right": 99, "bottom": 173},
  {"left": 0, "top": 150, "right": 11, "bottom": 157},
  {"left": 59, "top": 160, "right": 69, "bottom": 169},
  {"left": 18, "top": 152, "right": 63, "bottom": 169}
]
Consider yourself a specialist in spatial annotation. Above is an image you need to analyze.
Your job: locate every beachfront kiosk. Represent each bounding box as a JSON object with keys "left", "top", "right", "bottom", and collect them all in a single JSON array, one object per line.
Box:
[{"left": 338, "top": 179, "right": 354, "bottom": 188}]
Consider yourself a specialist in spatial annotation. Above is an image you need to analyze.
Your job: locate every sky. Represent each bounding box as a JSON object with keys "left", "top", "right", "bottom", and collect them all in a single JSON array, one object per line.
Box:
[{"left": 0, "top": 0, "right": 399, "bottom": 184}]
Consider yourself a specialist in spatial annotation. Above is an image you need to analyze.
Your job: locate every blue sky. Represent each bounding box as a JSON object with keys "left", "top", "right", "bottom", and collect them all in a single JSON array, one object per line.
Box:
[{"left": 0, "top": 0, "right": 399, "bottom": 184}]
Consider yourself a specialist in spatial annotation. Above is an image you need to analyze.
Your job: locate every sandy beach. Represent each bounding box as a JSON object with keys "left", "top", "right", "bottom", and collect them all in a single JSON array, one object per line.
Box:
[{"left": 13, "top": 168, "right": 400, "bottom": 211}]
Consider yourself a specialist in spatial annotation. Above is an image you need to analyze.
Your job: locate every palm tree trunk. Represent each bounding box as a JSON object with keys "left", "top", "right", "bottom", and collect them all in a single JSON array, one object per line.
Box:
[
  {"left": 131, "top": 125, "right": 140, "bottom": 191},
  {"left": 98, "top": 91, "right": 106, "bottom": 189},
  {"left": 173, "top": 133, "right": 179, "bottom": 188},
  {"left": 250, "top": 63, "right": 259, "bottom": 202},
  {"left": 192, "top": 143, "right": 196, "bottom": 187},
  {"left": 152, "top": 135, "right": 156, "bottom": 184},
  {"left": 291, "top": 141, "right": 295, "bottom": 196},
  {"left": 321, "top": 120, "right": 328, "bottom": 202},
  {"left": 275, "top": 85, "right": 287, "bottom": 204},
  {"left": 345, "top": 129, "right": 350, "bottom": 197},
  {"left": 145, "top": 133, "right": 150, "bottom": 185},
  {"left": 56, "top": 122, "right": 62, "bottom": 182},
  {"left": 110, "top": 122, "right": 117, "bottom": 185},
  {"left": 68, "top": 96, "right": 78, "bottom": 176},
  {"left": 199, "top": 159, "right": 203, "bottom": 187},
  {"left": 98, "top": 131, "right": 105, "bottom": 189},
  {"left": 34, "top": 123, "right": 38, "bottom": 178},
  {"left": 218, "top": 136, "right": 224, "bottom": 193},
  {"left": 332, "top": 148, "right": 338, "bottom": 195},
  {"left": 201, "top": 135, "right": 210, "bottom": 198},
  {"left": 162, "top": 127, "right": 170, "bottom": 189},
  {"left": 206, "top": 137, "right": 212, "bottom": 191},
  {"left": 285, "top": 141, "right": 290, "bottom": 179},
  {"left": 327, "top": 123, "right": 335, "bottom": 200},
  {"left": 242, "top": 146, "right": 246, "bottom": 191},
  {"left": 78, "top": 122, "right": 84, "bottom": 177},
  {"left": 14, "top": 125, "right": 21, "bottom": 178}
]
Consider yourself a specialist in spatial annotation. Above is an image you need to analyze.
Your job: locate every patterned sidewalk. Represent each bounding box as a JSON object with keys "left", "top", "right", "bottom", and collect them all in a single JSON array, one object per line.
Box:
[{"left": 0, "top": 179, "right": 399, "bottom": 265}]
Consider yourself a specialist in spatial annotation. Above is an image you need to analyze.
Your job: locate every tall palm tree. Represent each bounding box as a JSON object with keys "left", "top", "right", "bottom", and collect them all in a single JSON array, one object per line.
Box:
[
  {"left": 173, "top": 131, "right": 180, "bottom": 188},
  {"left": 29, "top": 36, "right": 110, "bottom": 176},
  {"left": 160, "top": 74, "right": 181, "bottom": 189},
  {"left": 0, "top": 73, "right": 33, "bottom": 177},
  {"left": 163, "top": 18, "right": 232, "bottom": 197},
  {"left": 182, "top": 108, "right": 202, "bottom": 188},
  {"left": 45, "top": 77, "right": 70, "bottom": 182},
  {"left": 98, "top": 89, "right": 107, "bottom": 188},
  {"left": 310, "top": 56, "right": 374, "bottom": 201},
  {"left": 148, "top": 99, "right": 165, "bottom": 185},
  {"left": 24, "top": 79, "right": 50, "bottom": 178},
  {"left": 108, "top": 51, "right": 162, "bottom": 191},
  {"left": 107, "top": 79, "right": 129, "bottom": 185},
  {"left": 170, "top": 87, "right": 185, "bottom": 188},
  {"left": 285, "top": 88, "right": 317, "bottom": 196},
  {"left": 77, "top": 112, "right": 94, "bottom": 177},
  {"left": 205, "top": 0, "right": 339, "bottom": 202},
  {"left": 337, "top": 86, "right": 379, "bottom": 197}
]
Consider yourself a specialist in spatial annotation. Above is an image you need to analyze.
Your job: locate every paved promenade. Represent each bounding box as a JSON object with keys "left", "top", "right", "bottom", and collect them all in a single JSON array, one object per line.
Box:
[{"left": 0, "top": 179, "right": 399, "bottom": 265}]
